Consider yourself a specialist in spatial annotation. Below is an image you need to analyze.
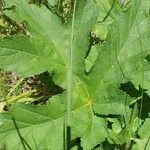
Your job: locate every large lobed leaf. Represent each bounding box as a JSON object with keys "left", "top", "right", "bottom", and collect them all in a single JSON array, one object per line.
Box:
[{"left": 0, "top": 0, "right": 150, "bottom": 149}]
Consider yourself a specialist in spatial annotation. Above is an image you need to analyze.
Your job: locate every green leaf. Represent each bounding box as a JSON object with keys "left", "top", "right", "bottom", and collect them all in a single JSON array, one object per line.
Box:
[
  {"left": 0, "top": 95, "right": 66, "bottom": 149},
  {"left": 81, "top": 116, "right": 107, "bottom": 150},
  {"left": 87, "top": 0, "right": 150, "bottom": 115},
  {"left": 0, "top": 94, "right": 108, "bottom": 149},
  {"left": 0, "top": 0, "right": 150, "bottom": 149},
  {"left": 85, "top": 45, "right": 99, "bottom": 72},
  {"left": 0, "top": 0, "right": 66, "bottom": 82},
  {"left": 139, "top": 118, "right": 150, "bottom": 139},
  {"left": 132, "top": 118, "right": 150, "bottom": 150}
]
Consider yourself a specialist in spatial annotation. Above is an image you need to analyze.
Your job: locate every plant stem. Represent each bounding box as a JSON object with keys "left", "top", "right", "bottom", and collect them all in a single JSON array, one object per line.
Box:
[
  {"left": 11, "top": 116, "right": 27, "bottom": 150},
  {"left": 7, "top": 78, "right": 24, "bottom": 98},
  {"left": 4, "top": 89, "right": 37, "bottom": 104},
  {"left": 135, "top": 19, "right": 144, "bottom": 119},
  {"left": 66, "top": 0, "right": 76, "bottom": 149},
  {"left": 129, "top": 103, "right": 138, "bottom": 125},
  {"left": 125, "top": 102, "right": 138, "bottom": 150}
]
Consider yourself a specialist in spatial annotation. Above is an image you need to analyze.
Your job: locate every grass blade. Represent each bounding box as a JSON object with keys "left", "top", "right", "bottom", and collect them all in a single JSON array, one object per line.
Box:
[{"left": 65, "top": 0, "right": 77, "bottom": 149}]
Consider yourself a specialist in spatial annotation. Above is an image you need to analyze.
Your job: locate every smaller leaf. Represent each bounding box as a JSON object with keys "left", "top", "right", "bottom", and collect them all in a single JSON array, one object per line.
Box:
[
  {"left": 81, "top": 116, "right": 107, "bottom": 150},
  {"left": 132, "top": 118, "right": 150, "bottom": 150}
]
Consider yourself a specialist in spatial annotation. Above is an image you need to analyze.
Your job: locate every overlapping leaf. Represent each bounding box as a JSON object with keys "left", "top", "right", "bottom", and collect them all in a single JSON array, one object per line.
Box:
[
  {"left": 132, "top": 118, "right": 150, "bottom": 150},
  {"left": 87, "top": 0, "right": 150, "bottom": 115},
  {"left": 0, "top": 0, "right": 108, "bottom": 149},
  {"left": 0, "top": 0, "right": 150, "bottom": 149}
]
